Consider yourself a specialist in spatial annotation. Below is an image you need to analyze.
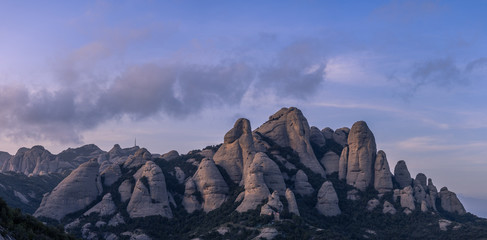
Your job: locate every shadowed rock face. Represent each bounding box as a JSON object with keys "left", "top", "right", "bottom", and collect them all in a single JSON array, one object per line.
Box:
[
  {"left": 255, "top": 107, "right": 325, "bottom": 177},
  {"left": 345, "top": 121, "right": 377, "bottom": 191},
  {"left": 293, "top": 170, "right": 314, "bottom": 197},
  {"left": 394, "top": 160, "right": 412, "bottom": 189},
  {"left": 439, "top": 187, "right": 466, "bottom": 215},
  {"left": 321, "top": 151, "right": 340, "bottom": 175},
  {"left": 214, "top": 118, "right": 255, "bottom": 184},
  {"left": 34, "top": 159, "right": 102, "bottom": 220},
  {"left": 310, "top": 126, "right": 326, "bottom": 148}
]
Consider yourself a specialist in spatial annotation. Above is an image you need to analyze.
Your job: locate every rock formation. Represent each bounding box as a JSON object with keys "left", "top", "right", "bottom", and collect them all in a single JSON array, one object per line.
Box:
[
  {"left": 316, "top": 181, "right": 341, "bottom": 216},
  {"left": 126, "top": 161, "right": 172, "bottom": 218},
  {"left": 309, "top": 126, "right": 326, "bottom": 148},
  {"left": 293, "top": 170, "right": 314, "bottom": 197},
  {"left": 345, "top": 121, "right": 377, "bottom": 191},
  {"left": 260, "top": 191, "right": 283, "bottom": 220},
  {"left": 255, "top": 107, "right": 325, "bottom": 177},
  {"left": 213, "top": 118, "right": 255, "bottom": 184},
  {"left": 101, "top": 164, "right": 122, "bottom": 187},
  {"left": 338, "top": 146, "right": 349, "bottom": 180},
  {"left": 285, "top": 188, "right": 300, "bottom": 216},
  {"left": 256, "top": 153, "right": 286, "bottom": 196},
  {"left": 399, "top": 186, "right": 415, "bottom": 211},
  {"left": 333, "top": 127, "right": 350, "bottom": 147},
  {"left": 118, "top": 180, "right": 133, "bottom": 203},
  {"left": 439, "top": 187, "right": 466, "bottom": 215},
  {"left": 161, "top": 150, "right": 179, "bottom": 161},
  {"left": 34, "top": 159, "right": 102, "bottom": 220},
  {"left": 320, "top": 151, "right": 340, "bottom": 175},
  {"left": 428, "top": 179, "right": 439, "bottom": 211},
  {"left": 383, "top": 201, "right": 397, "bottom": 214},
  {"left": 366, "top": 199, "right": 380, "bottom": 211},
  {"left": 193, "top": 158, "right": 229, "bottom": 212},
  {"left": 182, "top": 177, "right": 202, "bottom": 213},
  {"left": 394, "top": 160, "right": 412, "bottom": 189},
  {"left": 84, "top": 193, "right": 116, "bottom": 217},
  {"left": 123, "top": 148, "right": 152, "bottom": 169},
  {"left": 237, "top": 156, "right": 270, "bottom": 212},
  {"left": 1, "top": 146, "right": 55, "bottom": 175},
  {"left": 374, "top": 150, "right": 393, "bottom": 194}
]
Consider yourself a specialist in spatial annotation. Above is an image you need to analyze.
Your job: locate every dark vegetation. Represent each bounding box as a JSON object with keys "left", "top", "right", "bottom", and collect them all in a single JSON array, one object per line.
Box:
[{"left": 0, "top": 197, "right": 77, "bottom": 240}]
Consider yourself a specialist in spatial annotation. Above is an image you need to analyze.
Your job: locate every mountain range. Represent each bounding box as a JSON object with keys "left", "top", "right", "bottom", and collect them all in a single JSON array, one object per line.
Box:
[{"left": 0, "top": 107, "right": 486, "bottom": 239}]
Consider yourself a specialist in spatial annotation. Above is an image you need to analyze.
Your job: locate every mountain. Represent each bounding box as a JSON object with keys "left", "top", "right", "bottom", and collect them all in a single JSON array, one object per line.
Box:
[{"left": 10, "top": 107, "right": 487, "bottom": 239}]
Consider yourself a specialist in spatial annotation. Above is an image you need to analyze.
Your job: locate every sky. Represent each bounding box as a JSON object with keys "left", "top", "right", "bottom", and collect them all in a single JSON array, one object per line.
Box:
[{"left": 1, "top": 0, "right": 487, "bottom": 217}]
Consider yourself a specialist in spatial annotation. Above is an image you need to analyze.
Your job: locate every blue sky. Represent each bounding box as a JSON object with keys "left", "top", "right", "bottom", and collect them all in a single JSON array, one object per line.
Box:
[{"left": 1, "top": 1, "right": 487, "bottom": 216}]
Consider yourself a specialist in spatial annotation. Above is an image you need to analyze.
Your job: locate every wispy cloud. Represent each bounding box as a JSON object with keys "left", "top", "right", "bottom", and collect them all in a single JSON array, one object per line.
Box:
[{"left": 397, "top": 136, "right": 487, "bottom": 152}]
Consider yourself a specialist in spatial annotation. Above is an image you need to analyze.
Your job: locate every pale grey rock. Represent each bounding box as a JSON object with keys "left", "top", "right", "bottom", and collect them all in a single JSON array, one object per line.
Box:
[
  {"left": 285, "top": 188, "right": 300, "bottom": 216},
  {"left": 347, "top": 189, "right": 360, "bottom": 201},
  {"left": 366, "top": 199, "right": 380, "bottom": 211},
  {"left": 127, "top": 161, "right": 172, "bottom": 218},
  {"left": 123, "top": 148, "right": 152, "bottom": 169},
  {"left": 199, "top": 149, "right": 215, "bottom": 159},
  {"left": 108, "top": 144, "right": 139, "bottom": 164},
  {"left": 421, "top": 200, "right": 428, "bottom": 212},
  {"left": 255, "top": 107, "right": 325, "bottom": 177},
  {"left": 260, "top": 191, "right": 283, "bottom": 220},
  {"left": 253, "top": 228, "right": 278, "bottom": 240},
  {"left": 174, "top": 167, "right": 186, "bottom": 184},
  {"left": 403, "top": 208, "right": 413, "bottom": 215},
  {"left": 338, "top": 146, "right": 349, "bottom": 180},
  {"left": 316, "top": 181, "right": 341, "bottom": 216},
  {"left": 182, "top": 177, "right": 202, "bottom": 213},
  {"left": 108, "top": 213, "right": 126, "bottom": 227},
  {"left": 394, "top": 160, "right": 412, "bottom": 189},
  {"left": 255, "top": 153, "right": 286, "bottom": 196},
  {"left": 0, "top": 151, "right": 11, "bottom": 169},
  {"left": 393, "top": 189, "right": 401, "bottom": 202},
  {"left": 213, "top": 118, "right": 255, "bottom": 184},
  {"left": 193, "top": 158, "right": 229, "bottom": 212},
  {"left": 216, "top": 226, "right": 230, "bottom": 235},
  {"left": 333, "top": 127, "right": 350, "bottom": 147},
  {"left": 1, "top": 146, "right": 54, "bottom": 175},
  {"left": 346, "top": 121, "right": 377, "bottom": 191},
  {"left": 413, "top": 182, "right": 427, "bottom": 204},
  {"left": 119, "top": 180, "right": 133, "bottom": 203},
  {"left": 415, "top": 173, "right": 427, "bottom": 189},
  {"left": 439, "top": 219, "right": 452, "bottom": 231},
  {"left": 439, "top": 187, "right": 466, "bottom": 215},
  {"left": 321, "top": 127, "right": 334, "bottom": 140},
  {"left": 383, "top": 201, "right": 396, "bottom": 215},
  {"left": 34, "top": 159, "right": 101, "bottom": 220},
  {"left": 84, "top": 193, "right": 116, "bottom": 217},
  {"left": 293, "top": 170, "right": 314, "bottom": 197},
  {"left": 237, "top": 156, "right": 270, "bottom": 213},
  {"left": 321, "top": 151, "right": 340, "bottom": 175},
  {"left": 374, "top": 150, "right": 393, "bottom": 194},
  {"left": 253, "top": 132, "right": 271, "bottom": 152},
  {"left": 310, "top": 126, "right": 326, "bottom": 148},
  {"left": 14, "top": 190, "right": 29, "bottom": 204},
  {"left": 400, "top": 186, "right": 415, "bottom": 211},
  {"left": 161, "top": 150, "right": 179, "bottom": 161},
  {"left": 101, "top": 164, "right": 122, "bottom": 186}
]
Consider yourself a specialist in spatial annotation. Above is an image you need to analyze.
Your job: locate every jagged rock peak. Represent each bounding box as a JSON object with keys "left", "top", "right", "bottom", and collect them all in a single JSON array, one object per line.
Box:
[
  {"left": 345, "top": 121, "right": 377, "bottom": 191},
  {"left": 374, "top": 150, "right": 393, "bottom": 194},
  {"left": 439, "top": 187, "right": 466, "bottom": 215},
  {"left": 415, "top": 173, "right": 427, "bottom": 189},
  {"left": 34, "top": 158, "right": 102, "bottom": 220},
  {"left": 394, "top": 160, "right": 412, "bottom": 189},
  {"left": 162, "top": 150, "right": 179, "bottom": 161},
  {"left": 123, "top": 148, "right": 152, "bottom": 169},
  {"left": 214, "top": 117, "right": 255, "bottom": 184},
  {"left": 1, "top": 145, "right": 55, "bottom": 175},
  {"left": 316, "top": 181, "right": 341, "bottom": 216},
  {"left": 255, "top": 107, "right": 325, "bottom": 177}
]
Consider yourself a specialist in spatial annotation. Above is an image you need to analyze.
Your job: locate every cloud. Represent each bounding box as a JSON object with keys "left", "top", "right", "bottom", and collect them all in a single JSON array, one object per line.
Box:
[
  {"left": 0, "top": 38, "right": 328, "bottom": 144},
  {"left": 396, "top": 136, "right": 487, "bottom": 152}
]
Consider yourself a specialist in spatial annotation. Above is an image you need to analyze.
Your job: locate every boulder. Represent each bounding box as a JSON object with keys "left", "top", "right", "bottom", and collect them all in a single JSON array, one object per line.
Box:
[
  {"left": 255, "top": 107, "right": 325, "bottom": 177},
  {"left": 374, "top": 150, "right": 393, "bottom": 194},
  {"left": 285, "top": 188, "right": 300, "bottom": 216},
  {"left": 118, "top": 180, "right": 133, "bottom": 203},
  {"left": 260, "top": 191, "right": 283, "bottom": 220},
  {"left": 394, "top": 160, "right": 412, "bottom": 189},
  {"left": 213, "top": 118, "right": 255, "bottom": 184},
  {"left": 310, "top": 126, "right": 326, "bottom": 148},
  {"left": 293, "top": 170, "right": 314, "bottom": 197},
  {"left": 161, "top": 150, "right": 179, "bottom": 161},
  {"left": 338, "top": 146, "right": 349, "bottom": 180},
  {"left": 346, "top": 121, "right": 377, "bottom": 191},
  {"left": 34, "top": 159, "right": 102, "bottom": 220},
  {"left": 383, "top": 201, "right": 396, "bottom": 215},
  {"left": 421, "top": 200, "right": 428, "bottom": 212},
  {"left": 236, "top": 156, "right": 270, "bottom": 212},
  {"left": 400, "top": 186, "right": 415, "bottom": 211},
  {"left": 333, "top": 127, "right": 350, "bottom": 147},
  {"left": 193, "top": 158, "right": 229, "bottom": 212},
  {"left": 127, "top": 161, "right": 172, "bottom": 218},
  {"left": 320, "top": 151, "right": 340, "bottom": 175},
  {"left": 439, "top": 187, "right": 466, "bottom": 215},
  {"left": 321, "top": 127, "right": 334, "bottom": 141},
  {"left": 182, "top": 177, "right": 202, "bottom": 214},
  {"left": 84, "top": 193, "right": 116, "bottom": 217},
  {"left": 316, "top": 181, "right": 341, "bottom": 216}
]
